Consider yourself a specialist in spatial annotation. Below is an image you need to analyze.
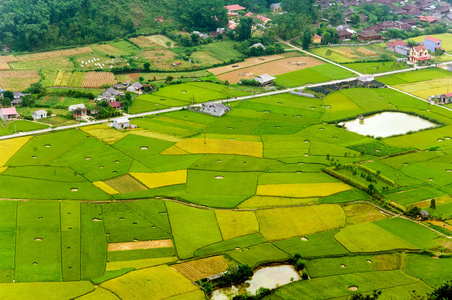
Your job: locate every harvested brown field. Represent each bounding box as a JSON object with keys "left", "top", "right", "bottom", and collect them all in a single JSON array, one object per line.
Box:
[
  {"left": 81, "top": 71, "right": 116, "bottom": 88},
  {"left": 130, "top": 36, "right": 161, "bottom": 48},
  {"left": 217, "top": 56, "right": 324, "bottom": 83},
  {"left": 208, "top": 54, "right": 286, "bottom": 75},
  {"left": 356, "top": 47, "right": 378, "bottom": 56},
  {"left": 141, "top": 49, "right": 175, "bottom": 60},
  {"left": 0, "top": 71, "right": 40, "bottom": 90},
  {"left": 16, "top": 47, "right": 92, "bottom": 62},
  {"left": 0, "top": 55, "right": 17, "bottom": 70},
  {"left": 171, "top": 256, "right": 231, "bottom": 281},
  {"left": 103, "top": 174, "right": 148, "bottom": 194},
  {"left": 108, "top": 239, "right": 173, "bottom": 251},
  {"left": 147, "top": 35, "right": 176, "bottom": 48}
]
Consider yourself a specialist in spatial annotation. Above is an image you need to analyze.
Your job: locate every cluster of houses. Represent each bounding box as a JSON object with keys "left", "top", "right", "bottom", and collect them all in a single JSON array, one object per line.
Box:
[
  {"left": 385, "top": 36, "right": 443, "bottom": 64},
  {"left": 319, "top": 0, "right": 451, "bottom": 24},
  {"left": 225, "top": 4, "right": 274, "bottom": 30}
]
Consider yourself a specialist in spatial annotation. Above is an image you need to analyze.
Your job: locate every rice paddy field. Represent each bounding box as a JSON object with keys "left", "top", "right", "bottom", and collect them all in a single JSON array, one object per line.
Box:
[
  {"left": 310, "top": 44, "right": 402, "bottom": 63},
  {"left": 377, "top": 68, "right": 452, "bottom": 100},
  {"left": 1, "top": 38, "right": 452, "bottom": 300}
]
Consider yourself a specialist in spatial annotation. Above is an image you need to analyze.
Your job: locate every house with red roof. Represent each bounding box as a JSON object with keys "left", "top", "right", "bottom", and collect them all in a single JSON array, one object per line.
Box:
[
  {"left": 386, "top": 40, "right": 410, "bottom": 55},
  {"left": 429, "top": 92, "right": 452, "bottom": 104},
  {"left": 417, "top": 15, "right": 439, "bottom": 23},
  {"left": 108, "top": 101, "right": 122, "bottom": 110},
  {"left": 245, "top": 12, "right": 253, "bottom": 17},
  {"left": 225, "top": 4, "right": 245, "bottom": 17},
  {"left": 409, "top": 45, "right": 432, "bottom": 63},
  {"left": 424, "top": 36, "right": 443, "bottom": 53},
  {"left": 312, "top": 34, "right": 322, "bottom": 44},
  {"left": 256, "top": 15, "right": 271, "bottom": 24},
  {"left": 0, "top": 107, "right": 19, "bottom": 120}
]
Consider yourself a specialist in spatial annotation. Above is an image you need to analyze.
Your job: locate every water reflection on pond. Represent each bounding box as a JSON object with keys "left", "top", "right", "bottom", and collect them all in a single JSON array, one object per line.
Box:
[
  {"left": 343, "top": 112, "right": 436, "bottom": 138},
  {"left": 211, "top": 265, "right": 300, "bottom": 300}
]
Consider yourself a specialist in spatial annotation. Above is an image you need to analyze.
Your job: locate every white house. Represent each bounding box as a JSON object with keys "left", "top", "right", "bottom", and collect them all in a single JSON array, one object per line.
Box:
[
  {"left": 32, "top": 109, "right": 47, "bottom": 120},
  {"left": 68, "top": 104, "right": 87, "bottom": 118},
  {"left": 198, "top": 102, "right": 230, "bottom": 117},
  {"left": 113, "top": 117, "right": 130, "bottom": 130},
  {"left": 254, "top": 74, "right": 276, "bottom": 85}
]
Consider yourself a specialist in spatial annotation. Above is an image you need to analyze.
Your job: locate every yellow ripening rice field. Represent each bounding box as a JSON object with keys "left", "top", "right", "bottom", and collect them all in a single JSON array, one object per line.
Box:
[
  {"left": 81, "top": 124, "right": 128, "bottom": 144},
  {"left": 256, "top": 182, "right": 352, "bottom": 198},
  {"left": 0, "top": 55, "right": 17, "bottom": 70},
  {"left": 0, "top": 167, "right": 7, "bottom": 175},
  {"left": 0, "top": 137, "right": 31, "bottom": 167},
  {"left": 103, "top": 174, "right": 148, "bottom": 194},
  {"left": 131, "top": 170, "right": 187, "bottom": 189},
  {"left": 16, "top": 47, "right": 92, "bottom": 61},
  {"left": 132, "top": 129, "right": 184, "bottom": 143},
  {"left": 171, "top": 138, "right": 263, "bottom": 157},
  {"left": 257, "top": 204, "right": 346, "bottom": 241},
  {"left": 81, "top": 71, "right": 116, "bottom": 88},
  {"left": 171, "top": 256, "right": 231, "bottom": 281},
  {"left": 93, "top": 181, "right": 119, "bottom": 195},
  {"left": 215, "top": 211, "right": 259, "bottom": 240},
  {"left": 101, "top": 265, "right": 199, "bottom": 300}
]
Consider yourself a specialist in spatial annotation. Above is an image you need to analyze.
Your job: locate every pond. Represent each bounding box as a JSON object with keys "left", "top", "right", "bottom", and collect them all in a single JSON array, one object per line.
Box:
[
  {"left": 343, "top": 112, "right": 436, "bottom": 138},
  {"left": 211, "top": 265, "right": 300, "bottom": 300}
]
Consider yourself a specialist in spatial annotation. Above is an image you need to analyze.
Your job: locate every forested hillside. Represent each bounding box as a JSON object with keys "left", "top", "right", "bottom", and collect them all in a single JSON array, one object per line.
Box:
[{"left": 0, "top": 0, "right": 175, "bottom": 51}]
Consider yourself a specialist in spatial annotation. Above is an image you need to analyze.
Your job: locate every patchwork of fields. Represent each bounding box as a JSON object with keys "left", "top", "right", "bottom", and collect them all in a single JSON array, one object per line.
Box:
[{"left": 0, "top": 79, "right": 451, "bottom": 299}]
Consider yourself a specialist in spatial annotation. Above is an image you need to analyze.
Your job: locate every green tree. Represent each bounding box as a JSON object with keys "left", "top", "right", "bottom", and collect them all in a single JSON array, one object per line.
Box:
[
  {"left": 178, "top": 0, "right": 228, "bottom": 31},
  {"left": 21, "top": 94, "right": 35, "bottom": 107},
  {"left": 217, "top": 33, "right": 223, "bottom": 40},
  {"left": 143, "top": 62, "right": 151, "bottom": 72},
  {"left": 302, "top": 29, "right": 312, "bottom": 49},
  {"left": 430, "top": 199, "right": 436, "bottom": 210},
  {"left": 236, "top": 17, "right": 253, "bottom": 41},
  {"left": 428, "top": 280, "right": 452, "bottom": 299},
  {"left": 165, "top": 76, "right": 173, "bottom": 84},
  {"left": 3, "top": 90, "right": 14, "bottom": 100},
  {"left": 350, "top": 13, "right": 360, "bottom": 25},
  {"left": 1, "top": 97, "right": 11, "bottom": 107},
  {"left": 191, "top": 33, "right": 200, "bottom": 45},
  {"left": 348, "top": 290, "right": 381, "bottom": 300}
]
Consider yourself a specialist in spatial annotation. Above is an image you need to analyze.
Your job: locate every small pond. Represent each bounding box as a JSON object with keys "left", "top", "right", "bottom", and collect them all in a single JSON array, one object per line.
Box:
[
  {"left": 211, "top": 265, "right": 300, "bottom": 300},
  {"left": 343, "top": 112, "right": 436, "bottom": 138}
]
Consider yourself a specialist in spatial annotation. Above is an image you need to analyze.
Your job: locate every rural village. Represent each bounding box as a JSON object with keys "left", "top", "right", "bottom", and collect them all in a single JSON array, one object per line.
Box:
[{"left": 0, "top": 0, "right": 452, "bottom": 299}]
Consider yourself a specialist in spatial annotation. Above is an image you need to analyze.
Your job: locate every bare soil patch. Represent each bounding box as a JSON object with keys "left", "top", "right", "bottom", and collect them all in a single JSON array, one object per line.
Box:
[
  {"left": 108, "top": 239, "right": 173, "bottom": 251},
  {"left": 0, "top": 71, "right": 40, "bottom": 90},
  {"left": 209, "top": 54, "right": 285, "bottom": 75},
  {"left": 217, "top": 56, "right": 324, "bottom": 83},
  {"left": 356, "top": 47, "right": 378, "bottom": 56}
]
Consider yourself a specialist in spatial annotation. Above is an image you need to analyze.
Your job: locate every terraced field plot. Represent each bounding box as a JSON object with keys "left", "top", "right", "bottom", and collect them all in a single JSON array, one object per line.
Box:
[{"left": 0, "top": 82, "right": 451, "bottom": 299}]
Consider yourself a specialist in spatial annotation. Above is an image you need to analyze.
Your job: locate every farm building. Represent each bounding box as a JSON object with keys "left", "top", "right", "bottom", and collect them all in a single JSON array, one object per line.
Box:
[
  {"left": 386, "top": 40, "right": 408, "bottom": 52},
  {"left": 312, "top": 34, "right": 322, "bottom": 44},
  {"left": 255, "top": 74, "right": 276, "bottom": 85},
  {"left": 68, "top": 104, "right": 87, "bottom": 118},
  {"left": 12, "top": 92, "right": 28, "bottom": 106},
  {"left": 338, "top": 30, "right": 352, "bottom": 40},
  {"left": 98, "top": 87, "right": 121, "bottom": 102},
  {"left": 429, "top": 92, "right": 452, "bottom": 104},
  {"left": 256, "top": 15, "right": 271, "bottom": 24},
  {"left": 270, "top": 3, "right": 282, "bottom": 12},
  {"left": 409, "top": 46, "right": 431, "bottom": 63},
  {"left": 192, "top": 31, "right": 210, "bottom": 40},
  {"left": 417, "top": 15, "right": 439, "bottom": 23},
  {"left": 424, "top": 36, "right": 443, "bottom": 53},
  {"left": 420, "top": 210, "right": 430, "bottom": 220},
  {"left": 113, "top": 81, "right": 131, "bottom": 90},
  {"left": 0, "top": 107, "right": 19, "bottom": 120},
  {"left": 126, "top": 82, "right": 143, "bottom": 93},
  {"left": 172, "top": 61, "right": 182, "bottom": 66},
  {"left": 108, "top": 101, "right": 122, "bottom": 110},
  {"left": 357, "top": 30, "right": 382, "bottom": 42},
  {"left": 197, "top": 102, "right": 231, "bottom": 117},
  {"left": 32, "top": 109, "right": 47, "bottom": 120},
  {"left": 113, "top": 117, "right": 130, "bottom": 130},
  {"left": 225, "top": 4, "right": 246, "bottom": 12}
]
